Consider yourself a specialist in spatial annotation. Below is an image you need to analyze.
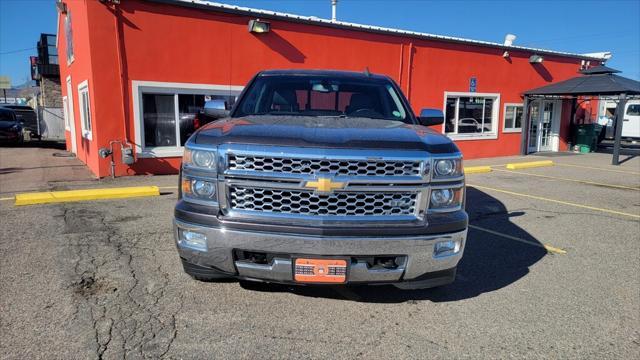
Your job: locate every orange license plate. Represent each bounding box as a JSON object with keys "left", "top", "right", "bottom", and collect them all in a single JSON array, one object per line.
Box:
[{"left": 294, "top": 258, "right": 347, "bottom": 283}]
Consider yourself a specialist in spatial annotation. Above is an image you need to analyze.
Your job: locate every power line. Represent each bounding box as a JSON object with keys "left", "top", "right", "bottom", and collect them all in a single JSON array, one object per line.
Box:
[{"left": 0, "top": 47, "right": 36, "bottom": 56}]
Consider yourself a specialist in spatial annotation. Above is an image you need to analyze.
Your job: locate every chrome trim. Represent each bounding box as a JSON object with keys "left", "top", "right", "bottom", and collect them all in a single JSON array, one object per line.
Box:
[
  {"left": 174, "top": 219, "right": 467, "bottom": 280},
  {"left": 235, "top": 259, "right": 293, "bottom": 282}
]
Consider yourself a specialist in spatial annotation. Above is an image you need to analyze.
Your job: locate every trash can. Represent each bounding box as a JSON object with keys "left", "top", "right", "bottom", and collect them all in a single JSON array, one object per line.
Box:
[{"left": 574, "top": 124, "right": 602, "bottom": 152}]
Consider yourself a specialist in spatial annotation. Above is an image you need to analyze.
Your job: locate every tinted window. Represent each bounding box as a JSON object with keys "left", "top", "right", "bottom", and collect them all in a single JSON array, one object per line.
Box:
[
  {"left": 627, "top": 104, "right": 640, "bottom": 116},
  {"left": 0, "top": 110, "right": 14, "bottom": 121},
  {"left": 234, "top": 75, "right": 409, "bottom": 122}
]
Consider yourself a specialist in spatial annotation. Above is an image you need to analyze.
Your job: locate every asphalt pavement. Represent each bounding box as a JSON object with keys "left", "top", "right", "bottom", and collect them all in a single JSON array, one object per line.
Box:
[{"left": 1, "top": 148, "right": 638, "bottom": 359}]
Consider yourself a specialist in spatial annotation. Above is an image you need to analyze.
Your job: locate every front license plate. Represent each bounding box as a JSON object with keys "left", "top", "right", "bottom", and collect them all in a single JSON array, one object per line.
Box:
[{"left": 294, "top": 258, "right": 347, "bottom": 283}]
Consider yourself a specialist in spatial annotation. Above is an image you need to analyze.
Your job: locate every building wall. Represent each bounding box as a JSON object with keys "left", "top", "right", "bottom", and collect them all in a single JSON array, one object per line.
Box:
[
  {"left": 58, "top": 0, "right": 591, "bottom": 177},
  {"left": 39, "top": 77, "right": 62, "bottom": 107}
]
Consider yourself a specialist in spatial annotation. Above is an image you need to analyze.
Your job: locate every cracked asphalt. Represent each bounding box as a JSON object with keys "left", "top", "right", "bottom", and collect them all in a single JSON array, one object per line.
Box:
[{"left": 1, "top": 147, "right": 639, "bottom": 359}]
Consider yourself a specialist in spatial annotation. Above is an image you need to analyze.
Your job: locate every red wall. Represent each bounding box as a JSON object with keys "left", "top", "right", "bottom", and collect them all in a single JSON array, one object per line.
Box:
[{"left": 58, "top": 0, "right": 589, "bottom": 177}]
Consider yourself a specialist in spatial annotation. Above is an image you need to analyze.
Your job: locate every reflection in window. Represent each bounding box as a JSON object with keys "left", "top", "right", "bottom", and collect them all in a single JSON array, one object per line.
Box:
[
  {"left": 141, "top": 91, "right": 239, "bottom": 149},
  {"left": 504, "top": 105, "right": 523, "bottom": 131},
  {"left": 444, "top": 95, "right": 498, "bottom": 135},
  {"left": 143, "top": 94, "right": 175, "bottom": 147},
  {"left": 64, "top": 11, "right": 74, "bottom": 63}
]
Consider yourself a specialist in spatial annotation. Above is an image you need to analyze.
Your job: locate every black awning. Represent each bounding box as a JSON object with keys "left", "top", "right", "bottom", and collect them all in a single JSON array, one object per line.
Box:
[{"left": 524, "top": 67, "right": 640, "bottom": 96}]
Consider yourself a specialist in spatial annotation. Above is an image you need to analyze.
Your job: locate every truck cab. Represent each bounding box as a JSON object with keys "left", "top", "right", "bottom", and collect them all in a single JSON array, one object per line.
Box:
[{"left": 174, "top": 70, "right": 468, "bottom": 289}]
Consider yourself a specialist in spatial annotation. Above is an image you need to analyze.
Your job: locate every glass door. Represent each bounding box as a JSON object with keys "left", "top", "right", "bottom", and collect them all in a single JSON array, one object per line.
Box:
[
  {"left": 539, "top": 102, "right": 554, "bottom": 151},
  {"left": 527, "top": 101, "right": 540, "bottom": 152}
]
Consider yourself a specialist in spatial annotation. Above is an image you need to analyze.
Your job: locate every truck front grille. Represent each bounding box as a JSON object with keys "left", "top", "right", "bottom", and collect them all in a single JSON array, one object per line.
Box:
[
  {"left": 228, "top": 154, "right": 421, "bottom": 177},
  {"left": 229, "top": 186, "right": 417, "bottom": 217}
]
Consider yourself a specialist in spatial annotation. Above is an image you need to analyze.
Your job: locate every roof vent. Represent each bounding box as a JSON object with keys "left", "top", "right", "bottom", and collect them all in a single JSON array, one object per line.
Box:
[{"left": 503, "top": 34, "right": 516, "bottom": 46}]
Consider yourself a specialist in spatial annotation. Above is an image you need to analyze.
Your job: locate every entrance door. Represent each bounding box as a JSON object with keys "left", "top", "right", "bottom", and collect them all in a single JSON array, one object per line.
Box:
[{"left": 528, "top": 100, "right": 559, "bottom": 153}]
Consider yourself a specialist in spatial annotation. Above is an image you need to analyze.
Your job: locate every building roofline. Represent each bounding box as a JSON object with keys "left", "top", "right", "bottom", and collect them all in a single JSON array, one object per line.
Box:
[{"left": 148, "top": 0, "right": 610, "bottom": 62}]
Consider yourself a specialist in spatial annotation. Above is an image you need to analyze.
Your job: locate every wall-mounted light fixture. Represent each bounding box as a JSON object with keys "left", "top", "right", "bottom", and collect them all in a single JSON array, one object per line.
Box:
[
  {"left": 55, "top": 0, "right": 67, "bottom": 13},
  {"left": 502, "top": 51, "right": 510, "bottom": 58},
  {"left": 529, "top": 54, "right": 544, "bottom": 64},
  {"left": 248, "top": 19, "right": 271, "bottom": 34}
]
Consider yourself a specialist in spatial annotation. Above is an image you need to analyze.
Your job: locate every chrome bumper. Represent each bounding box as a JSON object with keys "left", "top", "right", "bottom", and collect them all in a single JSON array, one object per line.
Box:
[{"left": 174, "top": 219, "right": 466, "bottom": 283}]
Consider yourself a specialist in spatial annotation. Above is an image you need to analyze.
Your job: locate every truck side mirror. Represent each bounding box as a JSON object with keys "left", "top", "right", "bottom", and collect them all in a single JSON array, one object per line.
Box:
[
  {"left": 418, "top": 108, "right": 444, "bottom": 126},
  {"left": 204, "top": 100, "right": 230, "bottom": 119}
]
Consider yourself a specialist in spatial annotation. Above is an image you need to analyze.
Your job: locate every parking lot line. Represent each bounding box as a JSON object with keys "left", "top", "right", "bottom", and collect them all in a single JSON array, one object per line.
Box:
[
  {"left": 469, "top": 224, "right": 567, "bottom": 254},
  {"left": 492, "top": 168, "right": 640, "bottom": 191},
  {"left": 469, "top": 184, "right": 640, "bottom": 220},
  {"left": 555, "top": 163, "right": 640, "bottom": 175}
]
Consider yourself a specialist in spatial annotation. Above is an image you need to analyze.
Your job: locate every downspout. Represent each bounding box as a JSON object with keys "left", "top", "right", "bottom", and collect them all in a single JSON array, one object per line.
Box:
[
  {"left": 114, "top": 5, "right": 130, "bottom": 145},
  {"left": 398, "top": 43, "right": 404, "bottom": 87},
  {"left": 520, "top": 95, "right": 530, "bottom": 155},
  {"left": 406, "top": 42, "right": 414, "bottom": 101}
]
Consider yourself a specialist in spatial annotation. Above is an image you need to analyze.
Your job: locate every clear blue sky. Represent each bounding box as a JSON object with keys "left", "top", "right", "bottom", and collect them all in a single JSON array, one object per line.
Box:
[{"left": 1, "top": 0, "right": 639, "bottom": 86}]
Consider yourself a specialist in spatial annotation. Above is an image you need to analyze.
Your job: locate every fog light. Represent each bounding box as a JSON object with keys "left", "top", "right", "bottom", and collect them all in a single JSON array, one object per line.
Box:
[
  {"left": 179, "top": 229, "right": 207, "bottom": 251},
  {"left": 434, "top": 240, "right": 461, "bottom": 257},
  {"left": 193, "top": 180, "right": 216, "bottom": 198}
]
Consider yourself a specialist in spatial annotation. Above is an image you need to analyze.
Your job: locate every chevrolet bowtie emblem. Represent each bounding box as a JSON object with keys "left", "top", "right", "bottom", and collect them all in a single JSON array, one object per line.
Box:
[{"left": 305, "top": 178, "right": 345, "bottom": 193}]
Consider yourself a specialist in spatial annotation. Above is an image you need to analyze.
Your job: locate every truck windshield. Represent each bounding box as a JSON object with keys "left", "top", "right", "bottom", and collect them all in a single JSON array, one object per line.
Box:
[{"left": 233, "top": 75, "right": 410, "bottom": 122}]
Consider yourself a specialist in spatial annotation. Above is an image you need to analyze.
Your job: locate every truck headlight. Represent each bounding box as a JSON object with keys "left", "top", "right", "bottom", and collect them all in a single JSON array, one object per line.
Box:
[
  {"left": 183, "top": 148, "right": 217, "bottom": 171},
  {"left": 433, "top": 158, "right": 463, "bottom": 178},
  {"left": 182, "top": 177, "right": 217, "bottom": 200},
  {"left": 429, "top": 187, "right": 463, "bottom": 211}
]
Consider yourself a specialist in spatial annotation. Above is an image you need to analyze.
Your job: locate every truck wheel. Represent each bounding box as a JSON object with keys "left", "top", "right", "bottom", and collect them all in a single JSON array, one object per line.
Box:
[{"left": 181, "top": 258, "right": 233, "bottom": 282}]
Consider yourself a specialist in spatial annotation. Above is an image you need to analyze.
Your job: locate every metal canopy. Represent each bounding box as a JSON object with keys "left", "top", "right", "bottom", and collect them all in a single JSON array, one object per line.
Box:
[
  {"left": 524, "top": 67, "right": 640, "bottom": 96},
  {"left": 520, "top": 67, "right": 640, "bottom": 165}
]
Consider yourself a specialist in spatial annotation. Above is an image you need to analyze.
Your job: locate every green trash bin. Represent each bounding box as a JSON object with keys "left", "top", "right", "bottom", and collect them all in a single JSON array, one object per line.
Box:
[{"left": 574, "top": 123, "right": 602, "bottom": 152}]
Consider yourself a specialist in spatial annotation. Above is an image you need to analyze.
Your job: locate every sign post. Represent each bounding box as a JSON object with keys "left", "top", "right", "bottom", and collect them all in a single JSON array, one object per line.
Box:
[{"left": 0, "top": 76, "right": 11, "bottom": 103}]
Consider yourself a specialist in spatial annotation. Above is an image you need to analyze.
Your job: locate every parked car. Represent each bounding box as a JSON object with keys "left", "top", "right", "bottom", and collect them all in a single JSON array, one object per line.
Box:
[
  {"left": 174, "top": 69, "right": 467, "bottom": 290},
  {"left": 458, "top": 117, "right": 481, "bottom": 133},
  {"left": 0, "top": 105, "right": 38, "bottom": 138},
  {"left": 0, "top": 107, "right": 24, "bottom": 144}
]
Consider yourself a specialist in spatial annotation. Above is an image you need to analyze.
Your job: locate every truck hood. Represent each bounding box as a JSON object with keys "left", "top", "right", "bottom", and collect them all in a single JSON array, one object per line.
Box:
[{"left": 193, "top": 116, "right": 458, "bottom": 153}]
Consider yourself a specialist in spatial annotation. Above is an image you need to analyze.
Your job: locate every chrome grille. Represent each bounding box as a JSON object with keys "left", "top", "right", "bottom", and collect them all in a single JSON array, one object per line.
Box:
[
  {"left": 229, "top": 186, "right": 417, "bottom": 217},
  {"left": 227, "top": 154, "right": 421, "bottom": 177}
]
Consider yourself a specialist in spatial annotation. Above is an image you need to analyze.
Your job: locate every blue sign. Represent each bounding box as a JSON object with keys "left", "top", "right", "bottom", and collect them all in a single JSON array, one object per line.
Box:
[{"left": 469, "top": 77, "right": 477, "bottom": 92}]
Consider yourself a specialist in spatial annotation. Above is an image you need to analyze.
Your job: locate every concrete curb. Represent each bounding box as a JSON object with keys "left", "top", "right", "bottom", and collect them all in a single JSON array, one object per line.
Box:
[
  {"left": 505, "top": 160, "right": 554, "bottom": 170},
  {"left": 14, "top": 186, "right": 160, "bottom": 206},
  {"left": 464, "top": 166, "right": 492, "bottom": 174}
]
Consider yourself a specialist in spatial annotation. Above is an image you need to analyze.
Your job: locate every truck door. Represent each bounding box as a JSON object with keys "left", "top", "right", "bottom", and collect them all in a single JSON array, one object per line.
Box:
[{"left": 621, "top": 101, "right": 640, "bottom": 139}]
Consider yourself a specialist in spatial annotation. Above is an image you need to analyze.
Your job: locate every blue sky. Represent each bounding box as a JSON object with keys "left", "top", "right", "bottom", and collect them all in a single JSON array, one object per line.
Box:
[{"left": 1, "top": 0, "right": 639, "bottom": 86}]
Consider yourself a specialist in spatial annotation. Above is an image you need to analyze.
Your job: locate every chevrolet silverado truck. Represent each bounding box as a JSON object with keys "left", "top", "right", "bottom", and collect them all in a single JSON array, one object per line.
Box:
[{"left": 174, "top": 70, "right": 467, "bottom": 289}]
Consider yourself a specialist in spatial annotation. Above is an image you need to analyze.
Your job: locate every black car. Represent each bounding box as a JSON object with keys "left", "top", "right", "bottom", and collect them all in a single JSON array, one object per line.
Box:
[
  {"left": 0, "top": 107, "right": 24, "bottom": 144},
  {"left": 0, "top": 105, "right": 38, "bottom": 137}
]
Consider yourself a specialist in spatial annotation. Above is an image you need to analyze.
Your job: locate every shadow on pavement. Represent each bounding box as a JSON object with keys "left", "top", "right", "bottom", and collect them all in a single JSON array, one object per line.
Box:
[
  {"left": 237, "top": 187, "right": 547, "bottom": 303},
  {"left": 0, "top": 140, "right": 66, "bottom": 150}
]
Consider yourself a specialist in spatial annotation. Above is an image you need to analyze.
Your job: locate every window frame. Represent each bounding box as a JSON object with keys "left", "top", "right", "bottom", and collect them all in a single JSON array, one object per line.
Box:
[
  {"left": 502, "top": 103, "right": 524, "bottom": 133},
  {"left": 64, "top": 10, "right": 74, "bottom": 65},
  {"left": 132, "top": 81, "right": 244, "bottom": 158},
  {"left": 77, "top": 80, "right": 92, "bottom": 140},
  {"left": 442, "top": 91, "right": 500, "bottom": 140}
]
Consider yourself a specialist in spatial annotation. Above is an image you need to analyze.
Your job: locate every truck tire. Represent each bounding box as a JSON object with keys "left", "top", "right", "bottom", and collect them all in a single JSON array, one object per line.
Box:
[{"left": 180, "top": 258, "right": 233, "bottom": 282}]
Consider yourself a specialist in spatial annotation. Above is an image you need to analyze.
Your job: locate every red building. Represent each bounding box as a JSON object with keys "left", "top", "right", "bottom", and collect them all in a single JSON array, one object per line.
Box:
[{"left": 55, "top": 0, "right": 609, "bottom": 178}]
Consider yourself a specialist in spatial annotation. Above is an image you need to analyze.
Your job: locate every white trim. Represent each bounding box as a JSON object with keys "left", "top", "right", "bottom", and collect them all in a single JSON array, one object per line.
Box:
[
  {"left": 442, "top": 91, "right": 500, "bottom": 141},
  {"left": 502, "top": 103, "right": 524, "bottom": 133},
  {"left": 65, "top": 75, "right": 77, "bottom": 153},
  {"left": 62, "top": 96, "right": 70, "bottom": 130},
  {"left": 131, "top": 80, "right": 244, "bottom": 158},
  {"left": 77, "top": 79, "right": 92, "bottom": 140}
]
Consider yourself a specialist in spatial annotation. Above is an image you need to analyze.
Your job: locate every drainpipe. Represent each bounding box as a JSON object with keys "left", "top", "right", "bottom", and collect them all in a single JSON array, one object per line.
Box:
[{"left": 406, "top": 42, "right": 414, "bottom": 101}]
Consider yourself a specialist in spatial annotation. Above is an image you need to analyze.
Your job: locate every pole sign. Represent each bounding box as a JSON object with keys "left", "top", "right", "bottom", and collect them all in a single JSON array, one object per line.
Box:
[
  {"left": 0, "top": 76, "right": 10, "bottom": 90},
  {"left": 469, "top": 77, "right": 477, "bottom": 93}
]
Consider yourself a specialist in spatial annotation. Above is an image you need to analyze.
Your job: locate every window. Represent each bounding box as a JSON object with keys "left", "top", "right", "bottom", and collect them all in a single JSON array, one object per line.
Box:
[
  {"left": 62, "top": 96, "right": 70, "bottom": 130},
  {"left": 443, "top": 92, "right": 499, "bottom": 138},
  {"left": 627, "top": 104, "right": 640, "bottom": 116},
  {"left": 234, "top": 75, "right": 408, "bottom": 122},
  {"left": 64, "top": 11, "right": 74, "bottom": 64},
  {"left": 134, "top": 81, "right": 242, "bottom": 156},
  {"left": 503, "top": 104, "right": 524, "bottom": 132},
  {"left": 77, "top": 80, "right": 91, "bottom": 140}
]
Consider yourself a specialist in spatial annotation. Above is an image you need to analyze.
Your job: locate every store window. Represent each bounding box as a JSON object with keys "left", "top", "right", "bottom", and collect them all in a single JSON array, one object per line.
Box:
[
  {"left": 135, "top": 83, "right": 242, "bottom": 155},
  {"left": 443, "top": 93, "right": 499, "bottom": 138},
  {"left": 78, "top": 80, "right": 92, "bottom": 140},
  {"left": 503, "top": 104, "right": 524, "bottom": 132}
]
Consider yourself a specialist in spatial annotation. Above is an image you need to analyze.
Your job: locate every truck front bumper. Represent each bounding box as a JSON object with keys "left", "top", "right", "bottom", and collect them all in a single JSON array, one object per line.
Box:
[{"left": 174, "top": 219, "right": 466, "bottom": 287}]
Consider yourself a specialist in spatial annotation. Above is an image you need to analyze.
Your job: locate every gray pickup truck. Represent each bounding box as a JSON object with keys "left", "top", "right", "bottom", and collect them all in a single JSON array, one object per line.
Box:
[{"left": 174, "top": 70, "right": 467, "bottom": 290}]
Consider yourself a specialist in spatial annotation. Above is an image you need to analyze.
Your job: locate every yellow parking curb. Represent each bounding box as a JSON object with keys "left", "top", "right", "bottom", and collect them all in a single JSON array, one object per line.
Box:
[
  {"left": 505, "top": 160, "right": 554, "bottom": 170},
  {"left": 14, "top": 186, "right": 160, "bottom": 206},
  {"left": 464, "top": 166, "right": 492, "bottom": 174}
]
